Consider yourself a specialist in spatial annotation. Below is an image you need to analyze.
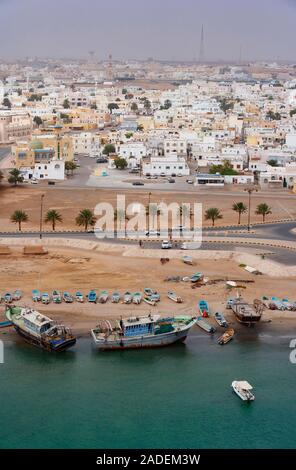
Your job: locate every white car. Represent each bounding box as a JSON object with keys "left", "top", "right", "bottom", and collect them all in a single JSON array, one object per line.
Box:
[
  {"left": 145, "top": 230, "right": 160, "bottom": 237},
  {"left": 161, "top": 240, "right": 172, "bottom": 249}
]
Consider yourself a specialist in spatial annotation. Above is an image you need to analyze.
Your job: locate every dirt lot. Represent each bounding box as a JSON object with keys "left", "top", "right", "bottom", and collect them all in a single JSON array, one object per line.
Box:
[{"left": 0, "top": 185, "right": 295, "bottom": 231}]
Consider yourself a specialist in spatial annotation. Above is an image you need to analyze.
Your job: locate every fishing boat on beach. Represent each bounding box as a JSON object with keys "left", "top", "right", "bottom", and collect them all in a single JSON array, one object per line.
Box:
[
  {"left": 75, "top": 291, "right": 84, "bottom": 303},
  {"left": 190, "top": 272, "right": 203, "bottom": 283},
  {"left": 133, "top": 292, "right": 142, "bottom": 304},
  {"left": 52, "top": 290, "right": 62, "bottom": 304},
  {"left": 218, "top": 328, "right": 234, "bottom": 345},
  {"left": 144, "top": 288, "right": 160, "bottom": 302},
  {"left": 199, "top": 299, "right": 209, "bottom": 317},
  {"left": 182, "top": 255, "right": 193, "bottom": 265},
  {"left": 87, "top": 290, "right": 97, "bottom": 303},
  {"left": 32, "top": 290, "right": 41, "bottom": 302},
  {"left": 232, "top": 381, "right": 255, "bottom": 402},
  {"left": 99, "top": 290, "right": 108, "bottom": 303},
  {"left": 5, "top": 306, "right": 76, "bottom": 352},
  {"left": 143, "top": 297, "right": 156, "bottom": 306},
  {"left": 2, "top": 293, "right": 13, "bottom": 304},
  {"left": 91, "top": 314, "right": 196, "bottom": 350},
  {"left": 214, "top": 312, "right": 228, "bottom": 328},
  {"left": 196, "top": 316, "right": 215, "bottom": 333},
  {"left": 123, "top": 292, "right": 132, "bottom": 304},
  {"left": 12, "top": 290, "right": 22, "bottom": 301},
  {"left": 41, "top": 293, "right": 50, "bottom": 304},
  {"left": 228, "top": 295, "right": 262, "bottom": 325},
  {"left": 63, "top": 292, "right": 73, "bottom": 303},
  {"left": 0, "top": 320, "right": 13, "bottom": 328},
  {"left": 167, "top": 291, "right": 182, "bottom": 303},
  {"left": 111, "top": 292, "right": 120, "bottom": 303}
]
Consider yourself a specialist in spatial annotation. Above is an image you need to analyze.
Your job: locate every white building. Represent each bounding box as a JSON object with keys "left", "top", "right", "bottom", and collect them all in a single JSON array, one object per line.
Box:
[
  {"left": 117, "top": 142, "right": 147, "bottom": 168},
  {"left": 143, "top": 155, "right": 190, "bottom": 176},
  {"left": 285, "top": 134, "right": 296, "bottom": 149},
  {"left": 163, "top": 138, "right": 187, "bottom": 157},
  {"left": 20, "top": 159, "right": 65, "bottom": 181},
  {"left": 72, "top": 132, "right": 101, "bottom": 157},
  {"left": 195, "top": 173, "right": 225, "bottom": 187}
]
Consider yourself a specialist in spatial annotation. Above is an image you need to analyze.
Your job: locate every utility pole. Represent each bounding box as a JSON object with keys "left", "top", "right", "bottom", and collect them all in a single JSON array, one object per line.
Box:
[
  {"left": 244, "top": 186, "right": 258, "bottom": 232},
  {"left": 39, "top": 194, "right": 45, "bottom": 240},
  {"left": 147, "top": 192, "right": 152, "bottom": 234}
]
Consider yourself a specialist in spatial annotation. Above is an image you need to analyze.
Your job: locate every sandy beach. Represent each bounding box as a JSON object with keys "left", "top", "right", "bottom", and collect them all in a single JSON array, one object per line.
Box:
[{"left": 1, "top": 242, "right": 296, "bottom": 340}]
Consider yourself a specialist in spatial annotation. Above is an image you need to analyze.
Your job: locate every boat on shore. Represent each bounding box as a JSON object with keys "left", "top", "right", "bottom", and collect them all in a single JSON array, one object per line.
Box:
[
  {"left": 232, "top": 380, "right": 255, "bottom": 401},
  {"left": 75, "top": 291, "right": 84, "bottom": 303},
  {"left": 182, "top": 255, "right": 193, "bottom": 265},
  {"left": 227, "top": 296, "right": 262, "bottom": 325},
  {"left": 218, "top": 328, "right": 234, "bottom": 345},
  {"left": 52, "top": 290, "right": 62, "bottom": 304},
  {"left": 12, "top": 290, "right": 22, "bottom": 301},
  {"left": 190, "top": 272, "right": 203, "bottom": 283},
  {"left": 63, "top": 292, "right": 73, "bottom": 303},
  {"left": 87, "top": 290, "right": 97, "bottom": 303},
  {"left": 5, "top": 306, "right": 76, "bottom": 352},
  {"left": 99, "top": 290, "right": 108, "bottom": 303},
  {"left": 2, "top": 293, "right": 13, "bottom": 304},
  {"left": 196, "top": 316, "right": 215, "bottom": 333},
  {"left": 123, "top": 292, "right": 132, "bottom": 304},
  {"left": 91, "top": 314, "right": 196, "bottom": 351},
  {"left": 41, "top": 293, "right": 50, "bottom": 304},
  {"left": 214, "top": 312, "right": 228, "bottom": 328},
  {"left": 144, "top": 288, "right": 160, "bottom": 302},
  {"left": 167, "top": 291, "right": 182, "bottom": 303},
  {"left": 133, "top": 292, "right": 142, "bottom": 304},
  {"left": 143, "top": 297, "right": 156, "bottom": 306},
  {"left": 0, "top": 320, "right": 13, "bottom": 328},
  {"left": 32, "top": 290, "right": 41, "bottom": 302},
  {"left": 111, "top": 292, "right": 120, "bottom": 303},
  {"left": 199, "top": 299, "right": 209, "bottom": 317}
]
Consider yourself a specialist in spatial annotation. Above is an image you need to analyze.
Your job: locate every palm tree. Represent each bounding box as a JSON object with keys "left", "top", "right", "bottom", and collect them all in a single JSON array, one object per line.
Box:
[
  {"left": 75, "top": 209, "right": 96, "bottom": 231},
  {"left": 255, "top": 203, "right": 272, "bottom": 222},
  {"left": 178, "top": 204, "right": 193, "bottom": 219},
  {"left": 45, "top": 210, "right": 62, "bottom": 231},
  {"left": 232, "top": 202, "right": 247, "bottom": 225},
  {"left": 11, "top": 210, "right": 28, "bottom": 231},
  {"left": 8, "top": 168, "right": 24, "bottom": 186},
  {"left": 204, "top": 207, "right": 223, "bottom": 227}
]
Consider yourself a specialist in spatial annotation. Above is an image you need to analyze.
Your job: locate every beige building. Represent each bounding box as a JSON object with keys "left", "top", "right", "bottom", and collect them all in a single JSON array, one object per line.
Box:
[
  {"left": 32, "top": 128, "right": 74, "bottom": 161},
  {"left": 0, "top": 111, "right": 32, "bottom": 144}
]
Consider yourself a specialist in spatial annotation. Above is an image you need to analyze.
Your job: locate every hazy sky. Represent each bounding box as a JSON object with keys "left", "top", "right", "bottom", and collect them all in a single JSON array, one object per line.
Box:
[{"left": 0, "top": 0, "right": 295, "bottom": 61}]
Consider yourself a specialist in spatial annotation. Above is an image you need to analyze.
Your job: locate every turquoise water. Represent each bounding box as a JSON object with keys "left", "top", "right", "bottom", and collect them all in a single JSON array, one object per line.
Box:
[{"left": 0, "top": 326, "right": 296, "bottom": 449}]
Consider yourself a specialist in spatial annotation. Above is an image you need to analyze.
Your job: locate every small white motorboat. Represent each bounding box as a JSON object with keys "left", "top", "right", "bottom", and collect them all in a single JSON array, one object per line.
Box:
[{"left": 232, "top": 380, "right": 255, "bottom": 401}]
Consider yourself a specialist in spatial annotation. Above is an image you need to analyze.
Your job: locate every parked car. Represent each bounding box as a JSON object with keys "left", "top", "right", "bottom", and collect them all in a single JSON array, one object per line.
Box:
[
  {"left": 132, "top": 181, "right": 144, "bottom": 186},
  {"left": 161, "top": 240, "right": 172, "bottom": 249},
  {"left": 145, "top": 230, "right": 160, "bottom": 237},
  {"left": 30, "top": 179, "right": 38, "bottom": 184},
  {"left": 48, "top": 181, "right": 55, "bottom": 185},
  {"left": 96, "top": 157, "right": 108, "bottom": 163},
  {"left": 168, "top": 178, "right": 175, "bottom": 183},
  {"left": 186, "top": 179, "right": 194, "bottom": 184},
  {"left": 160, "top": 172, "right": 166, "bottom": 177}
]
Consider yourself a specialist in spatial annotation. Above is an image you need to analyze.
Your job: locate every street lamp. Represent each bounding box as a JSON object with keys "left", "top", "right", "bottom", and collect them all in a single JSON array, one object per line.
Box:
[
  {"left": 39, "top": 194, "right": 45, "bottom": 239},
  {"left": 147, "top": 192, "right": 152, "bottom": 233},
  {"left": 244, "top": 186, "right": 258, "bottom": 232}
]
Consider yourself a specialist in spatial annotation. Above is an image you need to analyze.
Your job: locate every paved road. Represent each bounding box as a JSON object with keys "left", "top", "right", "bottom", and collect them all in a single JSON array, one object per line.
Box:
[
  {"left": 204, "top": 222, "right": 296, "bottom": 241},
  {"left": 0, "top": 147, "right": 10, "bottom": 161},
  {"left": 1, "top": 229, "right": 296, "bottom": 266}
]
